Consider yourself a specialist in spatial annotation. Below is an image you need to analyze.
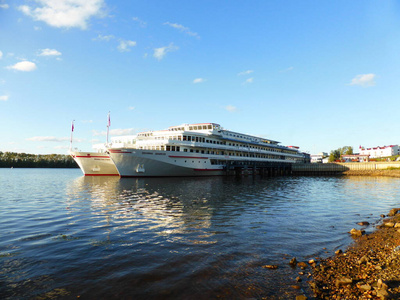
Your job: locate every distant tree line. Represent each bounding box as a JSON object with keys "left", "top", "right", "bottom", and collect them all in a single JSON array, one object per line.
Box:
[{"left": 0, "top": 152, "right": 78, "bottom": 168}]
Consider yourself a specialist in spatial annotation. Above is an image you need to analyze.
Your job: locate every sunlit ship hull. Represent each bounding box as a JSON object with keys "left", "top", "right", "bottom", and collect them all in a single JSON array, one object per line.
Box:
[
  {"left": 108, "top": 149, "right": 224, "bottom": 177},
  {"left": 70, "top": 151, "right": 119, "bottom": 176}
]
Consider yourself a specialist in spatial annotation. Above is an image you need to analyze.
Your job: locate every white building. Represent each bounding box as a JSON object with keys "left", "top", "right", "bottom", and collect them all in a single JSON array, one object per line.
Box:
[
  {"left": 359, "top": 145, "right": 399, "bottom": 158},
  {"left": 311, "top": 152, "right": 328, "bottom": 163}
]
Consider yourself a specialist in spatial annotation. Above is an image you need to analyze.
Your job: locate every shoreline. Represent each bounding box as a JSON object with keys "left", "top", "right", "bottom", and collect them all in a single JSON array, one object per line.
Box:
[
  {"left": 343, "top": 169, "right": 400, "bottom": 178},
  {"left": 309, "top": 208, "right": 400, "bottom": 299}
]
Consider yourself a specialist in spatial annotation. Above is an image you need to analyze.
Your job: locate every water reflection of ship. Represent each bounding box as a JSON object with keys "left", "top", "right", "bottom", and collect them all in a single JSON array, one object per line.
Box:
[{"left": 66, "top": 176, "right": 231, "bottom": 244}]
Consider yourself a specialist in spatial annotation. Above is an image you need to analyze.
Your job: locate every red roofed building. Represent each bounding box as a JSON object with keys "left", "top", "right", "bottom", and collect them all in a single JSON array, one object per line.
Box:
[{"left": 359, "top": 145, "right": 399, "bottom": 158}]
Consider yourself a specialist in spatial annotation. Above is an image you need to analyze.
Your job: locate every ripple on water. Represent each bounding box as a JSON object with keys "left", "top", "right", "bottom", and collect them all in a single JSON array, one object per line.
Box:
[{"left": 1, "top": 169, "right": 400, "bottom": 299}]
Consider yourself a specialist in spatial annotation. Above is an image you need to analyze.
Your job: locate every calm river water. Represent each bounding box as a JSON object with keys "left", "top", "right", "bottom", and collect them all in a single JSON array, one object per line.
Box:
[{"left": 1, "top": 168, "right": 400, "bottom": 299}]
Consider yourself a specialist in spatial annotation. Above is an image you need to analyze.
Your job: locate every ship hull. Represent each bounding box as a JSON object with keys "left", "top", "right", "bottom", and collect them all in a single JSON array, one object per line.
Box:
[
  {"left": 109, "top": 149, "right": 224, "bottom": 177},
  {"left": 70, "top": 151, "right": 119, "bottom": 176}
]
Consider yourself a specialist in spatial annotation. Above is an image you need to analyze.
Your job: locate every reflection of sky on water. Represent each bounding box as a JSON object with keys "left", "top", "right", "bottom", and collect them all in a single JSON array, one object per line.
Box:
[{"left": 2, "top": 169, "right": 400, "bottom": 299}]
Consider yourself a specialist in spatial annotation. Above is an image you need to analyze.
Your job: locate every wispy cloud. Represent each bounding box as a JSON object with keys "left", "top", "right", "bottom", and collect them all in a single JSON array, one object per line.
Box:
[
  {"left": 238, "top": 70, "right": 254, "bottom": 76},
  {"left": 38, "top": 48, "right": 61, "bottom": 56},
  {"left": 349, "top": 73, "right": 376, "bottom": 87},
  {"left": 0, "top": 95, "right": 9, "bottom": 101},
  {"left": 93, "top": 34, "right": 115, "bottom": 42},
  {"left": 0, "top": 3, "right": 9, "bottom": 9},
  {"left": 18, "top": 0, "right": 105, "bottom": 30},
  {"left": 280, "top": 66, "right": 294, "bottom": 73},
  {"left": 7, "top": 61, "right": 37, "bottom": 72},
  {"left": 193, "top": 78, "right": 206, "bottom": 84},
  {"left": 243, "top": 78, "right": 254, "bottom": 84},
  {"left": 118, "top": 40, "right": 137, "bottom": 52},
  {"left": 128, "top": 106, "right": 135, "bottom": 110},
  {"left": 225, "top": 105, "right": 237, "bottom": 112},
  {"left": 164, "top": 22, "right": 199, "bottom": 38},
  {"left": 92, "top": 128, "right": 136, "bottom": 136},
  {"left": 27, "top": 136, "right": 69, "bottom": 142},
  {"left": 0, "top": 51, "right": 3, "bottom": 59},
  {"left": 133, "top": 17, "right": 146, "bottom": 28},
  {"left": 154, "top": 43, "right": 178, "bottom": 60}
]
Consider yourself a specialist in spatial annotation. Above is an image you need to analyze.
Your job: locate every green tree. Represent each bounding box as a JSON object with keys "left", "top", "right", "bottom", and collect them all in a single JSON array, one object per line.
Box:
[{"left": 328, "top": 146, "right": 353, "bottom": 162}]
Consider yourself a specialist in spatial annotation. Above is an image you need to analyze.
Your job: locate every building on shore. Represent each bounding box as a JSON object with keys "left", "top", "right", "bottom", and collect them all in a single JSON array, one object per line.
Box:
[
  {"left": 359, "top": 145, "right": 399, "bottom": 158},
  {"left": 311, "top": 152, "right": 328, "bottom": 163}
]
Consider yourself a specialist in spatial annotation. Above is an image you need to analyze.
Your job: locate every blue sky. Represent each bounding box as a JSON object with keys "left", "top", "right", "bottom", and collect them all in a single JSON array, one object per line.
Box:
[{"left": 1, "top": 0, "right": 399, "bottom": 155}]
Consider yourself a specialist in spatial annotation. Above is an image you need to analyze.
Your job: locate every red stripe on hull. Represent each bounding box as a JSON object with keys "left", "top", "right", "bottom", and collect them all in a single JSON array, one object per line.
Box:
[
  {"left": 75, "top": 156, "right": 110, "bottom": 159},
  {"left": 169, "top": 156, "right": 209, "bottom": 159},
  {"left": 84, "top": 174, "right": 119, "bottom": 176}
]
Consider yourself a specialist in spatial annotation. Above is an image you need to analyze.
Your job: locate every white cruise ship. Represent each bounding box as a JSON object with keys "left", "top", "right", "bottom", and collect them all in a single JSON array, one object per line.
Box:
[
  {"left": 108, "top": 123, "right": 305, "bottom": 177},
  {"left": 70, "top": 136, "right": 136, "bottom": 176}
]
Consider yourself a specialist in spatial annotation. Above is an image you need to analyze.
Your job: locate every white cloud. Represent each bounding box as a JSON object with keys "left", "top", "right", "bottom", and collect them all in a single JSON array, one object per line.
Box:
[
  {"left": 0, "top": 4, "right": 9, "bottom": 9},
  {"left": 0, "top": 51, "right": 3, "bottom": 59},
  {"left": 27, "top": 136, "right": 69, "bottom": 142},
  {"left": 7, "top": 61, "right": 37, "bottom": 72},
  {"left": 349, "top": 73, "right": 376, "bottom": 87},
  {"left": 18, "top": 0, "right": 105, "bottom": 30},
  {"left": 193, "top": 78, "right": 205, "bottom": 84},
  {"left": 225, "top": 105, "right": 237, "bottom": 112},
  {"left": 38, "top": 48, "right": 62, "bottom": 56},
  {"left": 118, "top": 40, "right": 137, "bottom": 52},
  {"left": 92, "top": 128, "right": 136, "bottom": 136},
  {"left": 133, "top": 17, "right": 146, "bottom": 28},
  {"left": 164, "top": 22, "right": 199, "bottom": 38},
  {"left": 93, "top": 34, "right": 114, "bottom": 41},
  {"left": 0, "top": 95, "right": 9, "bottom": 101},
  {"left": 238, "top": 70, "right": 254, "bottom": 76},
  {"left": 244, "top": 77, "right": 254, "bottom": 84},
  {"left": 154, "top": 43, "right": 178, "bottom": 60},
  {"left": 128, "top": 106, "right": 135, "bottom": 110}
]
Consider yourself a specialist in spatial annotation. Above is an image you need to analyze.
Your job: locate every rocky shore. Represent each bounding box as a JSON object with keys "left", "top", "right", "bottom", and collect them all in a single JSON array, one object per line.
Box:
[{"left": 309, "top": 208, "right": 400, "bottom": 299}]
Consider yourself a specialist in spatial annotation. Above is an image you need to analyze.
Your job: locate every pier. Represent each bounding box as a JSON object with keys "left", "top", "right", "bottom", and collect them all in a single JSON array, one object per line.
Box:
[{"left": 225, "top": 161, "right": 292, "bottom": 177}]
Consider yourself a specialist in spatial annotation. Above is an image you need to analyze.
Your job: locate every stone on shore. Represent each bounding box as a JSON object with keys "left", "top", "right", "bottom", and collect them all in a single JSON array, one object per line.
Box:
[
  {"left": 357, "top": 221, "right": 370, "bottom": 226},
  {"left": 349, "top": 228, "right": 364, "bottom": 236},
  {"left": 388, "top": 208, "right": 400, "bottom": 216}
]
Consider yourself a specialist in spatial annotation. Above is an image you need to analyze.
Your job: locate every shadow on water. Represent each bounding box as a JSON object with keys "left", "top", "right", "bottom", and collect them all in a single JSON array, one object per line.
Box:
[{"left": 1, "top": 170, "right": 400, "bottom": 299}]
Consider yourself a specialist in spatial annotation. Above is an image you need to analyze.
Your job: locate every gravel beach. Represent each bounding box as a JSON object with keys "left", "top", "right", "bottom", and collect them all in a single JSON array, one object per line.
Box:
[{"left": 309, "top": 208, "right": 400, "bottom": 299}]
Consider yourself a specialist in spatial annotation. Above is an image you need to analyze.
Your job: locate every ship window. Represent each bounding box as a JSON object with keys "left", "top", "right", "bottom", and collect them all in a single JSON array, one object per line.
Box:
[
  {"left": 184, "top": 149, "right": 188, "bottom": 152},
  {"left": 188, "top": 136, "right": 192, "bottom": 141},
  {"left": 172, "top": 146, "right": 176, "bottom": 151},
  {"left": 201, "top": 150, "right": 204, "bottom": 154},
  {"left": 189, "top": 126, "right": 193, "bottom": 130},
  {"left": 166, "top": 146, "right": 171, "bottom": 151},
  {"left": 208, "top": 125, "right": 212, "bottom": 129},
  {"left": 176, "top": 146, "right": 180, "bottom": 152},
  {"left": 190, "top": 149, "right": 193, "bottom": 152},
  {"left": 183, "top": 136, "right": 187, "bottom": 141},
  {"left": 196, "top": 150, "right": 199, "bottom": 153}
]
